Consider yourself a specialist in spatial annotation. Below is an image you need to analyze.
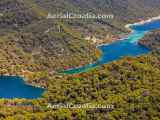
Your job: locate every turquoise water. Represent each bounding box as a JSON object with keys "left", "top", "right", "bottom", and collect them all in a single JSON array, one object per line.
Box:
[
  {"left": 64, "top": 20, "right": 160, "bottom": 74},
  {"left": 0, "top": 76, "right": 44, "bottom": 99}
]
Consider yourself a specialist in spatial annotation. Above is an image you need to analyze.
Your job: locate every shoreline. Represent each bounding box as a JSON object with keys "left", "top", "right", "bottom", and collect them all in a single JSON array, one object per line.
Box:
[
  {"left": 98, "top": 15, "right": 160, "bottom": 48},
  {"left": 64, "top": 16, "right": 160, "bottom": 73},
  {"left": 1, "top": 75, "right": 46, "bottom": 89},
  {"left": 125, "top": 15, "right": 160, "bottom": 29}
]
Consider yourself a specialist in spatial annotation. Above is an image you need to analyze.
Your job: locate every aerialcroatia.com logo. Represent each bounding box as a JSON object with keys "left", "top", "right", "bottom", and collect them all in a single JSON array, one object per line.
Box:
[
  {"left": 47, "top": 12, "right": 114, "bottom": 20},
  {"left": 47, "top": 103, "right": 114, "bottom": 109}
]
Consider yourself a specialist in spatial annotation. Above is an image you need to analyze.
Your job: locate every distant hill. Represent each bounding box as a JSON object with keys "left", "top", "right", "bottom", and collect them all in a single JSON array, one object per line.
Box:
[
  {"left": 139, "top": 30, "right": 160, "bottom": 53},
  {"left": 32, "top": 0, "right": 160, "bottom": 37},
  {"left": 33, "top": 0, "right": 160, "bottom": 23},
  {"left": 0, "top": 0, "right": 39, "bottom": 28}
]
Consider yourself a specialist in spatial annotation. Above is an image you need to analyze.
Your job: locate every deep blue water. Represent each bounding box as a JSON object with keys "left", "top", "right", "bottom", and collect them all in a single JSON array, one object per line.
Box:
[
  {"left": 64, "top": 20, "right": 160, "bottom": 74},
  {"left": 0, "top": 76, "right": 44, "bottom": 99}
]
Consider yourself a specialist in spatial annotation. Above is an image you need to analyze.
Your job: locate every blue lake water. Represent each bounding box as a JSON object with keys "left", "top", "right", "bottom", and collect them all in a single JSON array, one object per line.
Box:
[
  {"left": 0, "top": 76, "right": 44, "bottom": 99},
  {"left": 64, "top": 20, "right": 160, "bottom": 74}
]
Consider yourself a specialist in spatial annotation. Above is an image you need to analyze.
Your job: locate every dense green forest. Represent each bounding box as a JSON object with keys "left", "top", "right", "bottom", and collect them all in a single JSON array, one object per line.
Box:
[
  {"left": 0, "top": 30, "right": 160, "bottom": 120},
  {"left": 0, "top": 0, "right": 160, "bottom": 119}
]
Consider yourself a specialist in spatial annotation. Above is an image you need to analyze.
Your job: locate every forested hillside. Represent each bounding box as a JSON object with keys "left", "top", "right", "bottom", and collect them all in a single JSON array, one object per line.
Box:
[
  {"left": 0, "top": 0, "right": 160, "bottom": 119},
  {"left": 0, "top": 28, "right": 160, "bottom": 120},
  {"left": 0, "top": 0, "right": 40, "bottom": 29},
  {"left": 33, "top": 0, "right": 160, "bottom": 33},
  {"left": 0, "top": 0, "right": 97, "bottom": 82}
]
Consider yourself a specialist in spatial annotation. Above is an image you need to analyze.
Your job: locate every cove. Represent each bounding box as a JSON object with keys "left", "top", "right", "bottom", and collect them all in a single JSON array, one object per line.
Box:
[
  {"left": 0, "top": 76, "right": 44, "bottom": 99},
  {"left": 64, "top": 19, "right": 160, "bottom": 74}
]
